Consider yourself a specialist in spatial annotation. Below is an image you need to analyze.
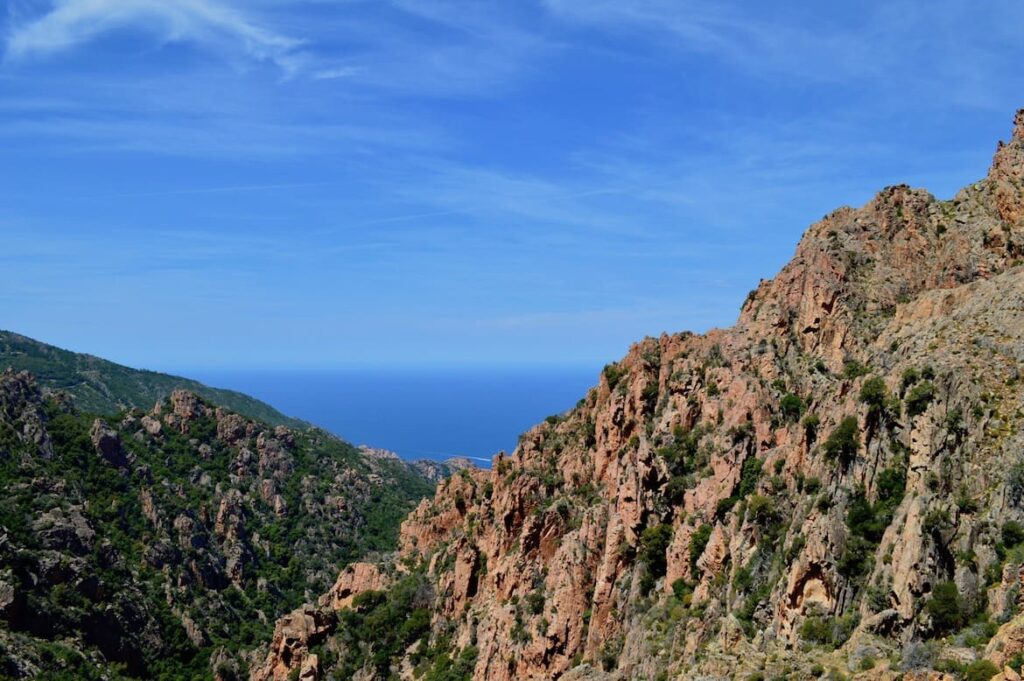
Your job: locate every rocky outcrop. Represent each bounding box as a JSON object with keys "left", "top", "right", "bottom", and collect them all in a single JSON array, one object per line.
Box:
[
  {"left": 250, "top": 606, "right": 336, "bottom": 681},
  {"left": 262, "top": 110, "right": 1024, "bottom": 680},
  {"left": 319, "top": 562, "right": 390, "bottom": 610},
  {"left": 0, "top": 369, "right": 52, "bottom": 458},
  {"left": 90, "top": 418, "right": 128, "bottom": 467},
  {"left": 0, "top": 373, "right": 439, "bottom": 678}
]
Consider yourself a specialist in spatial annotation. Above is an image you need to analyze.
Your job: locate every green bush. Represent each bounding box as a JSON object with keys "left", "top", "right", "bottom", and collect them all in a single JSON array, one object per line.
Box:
[
  {"left": 603, "top": 364, "right": 627, "bottom": 390},
  {"left": 843, "top": 359, "right": 871, "bottom": 379},
  {"left": 656, "top": 425, "right": 704, "bottom": 477},
  {"left": 746, "top": 495, "right": 777, "bottom": 526},
  {"left": 738, "top": 456, "right": 763, "bottom": 498},
  {"left": 962, "top": 659, "right": 998, "bottom": 681},
  {"left": 877, "top": 466, "right": 906, "bottom": 501},
  {"left": 780, "top": 393, "right": 804, "bottom": 423},
  {"left": 858, "top": 376, "right": 889, "bottom": 416},
  {"left": 665, "top": 476, "right": 689, "bottom": 505},
  {"left": 1009, "top": 463, "right": 1024, "bottom": 507},
  {"left": 525, "top": 589, "right": 545, "bottom": 615},
  {"left": 671, "top": 578, "right": 693, "bottom": 601},
  {"left": 689, "top": 524, "right": 713, "bottom": 575},
  {"left": 799, "top": 615, "right": 831, "bottom": 644},
  {"left": 802, "top": 413, "right": 821, "bottom": 442},
  {"left": 838, "top": 535, "right": 876, "bottom": 578},
  {"left": 822, "top": 417, "right": 859, "bottom": 464},
  {"left": 840, "top": 474, "right": 905, "bottom": 579},
  {"left": 900, "top": 367, "right": 920, "bottom": 394},
  {"left": 715, "top": 496, "right": 738, "bottom": 519},
  {"left": 906, "top": 381, "right": 936, "bottom": 418},
  {"left": 639, "top": 524, "right": 673, "bottom": 593},
  {"left": 925, "top": 581, "right": 965, "bottom": 636},
  {"left": 1003, "top": 521, "right": 1024, "bottom": 548},
  {"left": 799, "top": 612, "right": 858, "bottom": 648}
]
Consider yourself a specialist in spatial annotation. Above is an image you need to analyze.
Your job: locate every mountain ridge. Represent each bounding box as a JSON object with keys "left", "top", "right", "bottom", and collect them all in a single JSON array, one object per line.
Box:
[
  {"left": 0, "top": 330, "right": 307, "bottom": 429},
  {"left": 252, "top": 110, "right": 1024, "bottom": 681}
]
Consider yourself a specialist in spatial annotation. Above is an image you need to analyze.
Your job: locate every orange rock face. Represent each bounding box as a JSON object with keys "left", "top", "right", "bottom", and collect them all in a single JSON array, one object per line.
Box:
[
  {"left": 319, "top": 562, "right": 391, "bottom": 610},
  {"left": 250, "top": 606, "right": 335, "bottom": 681}
]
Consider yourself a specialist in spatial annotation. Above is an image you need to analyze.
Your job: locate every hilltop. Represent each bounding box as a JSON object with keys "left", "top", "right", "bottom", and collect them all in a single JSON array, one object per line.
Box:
[{"left": 0, "top": 331, "right": 304, "bottom": 428}]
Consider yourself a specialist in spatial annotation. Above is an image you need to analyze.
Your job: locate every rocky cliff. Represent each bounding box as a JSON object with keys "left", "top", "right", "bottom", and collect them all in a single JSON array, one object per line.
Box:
[{"left": 255, "top": 111, "right": 1024, "bottom": 681}]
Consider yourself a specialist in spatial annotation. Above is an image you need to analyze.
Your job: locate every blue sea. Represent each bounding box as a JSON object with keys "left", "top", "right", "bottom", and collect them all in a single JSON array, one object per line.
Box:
[{"left": 188, "top": 368, "right": 600, "bottom": 465}]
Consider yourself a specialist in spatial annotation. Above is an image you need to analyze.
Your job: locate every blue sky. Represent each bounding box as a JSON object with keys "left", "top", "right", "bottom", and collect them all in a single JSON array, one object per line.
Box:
[{"left": 1, "top": 0, "right": 1023, "bottom": 371}]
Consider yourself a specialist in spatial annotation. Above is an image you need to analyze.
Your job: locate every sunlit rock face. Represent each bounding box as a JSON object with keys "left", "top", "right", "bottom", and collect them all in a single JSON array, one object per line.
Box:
[{"left": 259, "top": 111, "right": 1024, "bottom": 680}]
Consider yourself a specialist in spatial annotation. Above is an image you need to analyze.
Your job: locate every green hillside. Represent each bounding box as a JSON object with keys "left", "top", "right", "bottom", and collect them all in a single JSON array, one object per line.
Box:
[{"left": 0, "top": 331, "right": 304, "bottom": 428}]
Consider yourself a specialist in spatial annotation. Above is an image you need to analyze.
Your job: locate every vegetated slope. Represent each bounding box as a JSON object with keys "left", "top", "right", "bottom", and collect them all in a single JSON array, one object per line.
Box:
[
  {"left": 255, "top": 111, "right": 1024, "bottom": 681},
  {"left": 0, "top": 373, "right": 438, "bottom": 680},
  {"left": 0, "top": 330, "right": 304, "bottom": 428}
]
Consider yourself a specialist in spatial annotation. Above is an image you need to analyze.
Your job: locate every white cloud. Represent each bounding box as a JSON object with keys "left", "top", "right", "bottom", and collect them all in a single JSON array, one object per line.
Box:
[
  {"left": 313, "top": 64, "right": 362, "bottom": 80},
  {"left": 5, "top": 0, "right": 305, "bottom": 72}
]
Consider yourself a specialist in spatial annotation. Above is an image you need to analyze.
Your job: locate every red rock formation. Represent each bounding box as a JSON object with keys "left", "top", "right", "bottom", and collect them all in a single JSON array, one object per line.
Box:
[{"left": 259, "top": 110, "right": 1024, "bottom": 679}]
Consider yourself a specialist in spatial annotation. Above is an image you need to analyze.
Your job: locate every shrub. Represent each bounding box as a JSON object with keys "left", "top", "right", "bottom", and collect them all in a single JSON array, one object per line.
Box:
[
  {"left": 671, "top": 578, "right": 692, "bottom": 601},
  {"left": 738, "top": 456, "right": 763, "bottom": 498},
  {"left": 803, "top": 413, "right": 821, "bottom": 442},
  {"left": 799, "top": 615, "right": 832, "bottom": 644},
  {"left": 905, "top": 381, "right": 936, "bottom": 418},
  {"left": 955, "top": 488, "right": 979, "bottom": 514},
  {"left": 715, "top": 496, "right": 738, "bottom": 519},
  {"left": 822, "top": 417, "right": 859, "bottom": 464},
  {"left": 525, "top": 589, "right": 545, "bottom": 615},
  {"left": 780, "top": 393, "right": 804, "bottom": 423},
  {"left": 900, "top": 367, "right": 920, "bottom": 395},
  {"left": 799, "top": 612, "right": 858, "bottom": 649},
  {"left": 1009, "top": 463, "right": 1024, "bottom": 507},
  {"left": 963, "top": 660, "right": 999, "bottom": 681},
  {"left": 689, "top": 524, "right": 713, "bottom": 575},
  {"left": 875, "top": 466, "right": 907, "bottom": 506},
  {"left": 1003, "top": 521, "right": 1024, "bottom": 548},
  {"left": 728, "top": 421, "right": 754, "bottom": 445},
  {"left": 838, "top": 535, "right": 875, "bottom": 578},
  {"left": 858, "top": 376, "right": 889, "bottom": 416},
  {"left": 656, "top": 425, "right": 704, "bottom": 477},
  {"left": 639, "top": 524, "right": 673, "bottom": 592},
  {"left": 840, "top": 476, "right": 905, "bottom": 579},
  {"left": 925, "top": 581, "right": 965, "bottom": 635},
  {"left": 922, "top": 509, "right": 952, "bottom": 537},
  {"left": 945, "top": 408, "right": 965, "bottom": 437},
  {"left": 665, "top": 476, "right": 689, "bottom": 505},
  {"left": 866, "top": 583, "right": 890, "bottom": 612},
  {"left": 603, "top": 364, "right": 626, "bottom": 390},
  {"left": 843, "top": 359, "right": 871, "bottom": 379},
  {"left": 846, "top": 491, "right": 885, "bottom": 543},
  {"left": 746, "top": 495, "right": 777, "bottom": 525},
  {"left": 732, "top": 565, "right": 753, "bottom": 591},
  {"left": 900, "top": 641, "right": 936, "bottom": 671}
]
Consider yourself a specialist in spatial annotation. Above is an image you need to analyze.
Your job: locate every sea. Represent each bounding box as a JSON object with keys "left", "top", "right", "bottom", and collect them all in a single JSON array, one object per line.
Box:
[{"left": 188, "top": 367, "right": 600, "bottom": 465}]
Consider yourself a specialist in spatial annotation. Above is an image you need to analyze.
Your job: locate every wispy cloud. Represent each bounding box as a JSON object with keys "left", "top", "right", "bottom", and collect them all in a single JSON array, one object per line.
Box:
[
  {"left": 313, "top": 64, "right": 362, "bottom": 80},
  {"left": 541, "top": 0, "right": 1024, "bottom": 102},
  {"left": 4, "top": 0, "right": 306, "bottom": 73},
  {"left": 541, "top": 0, "right": 880, "bottom": 82}
]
